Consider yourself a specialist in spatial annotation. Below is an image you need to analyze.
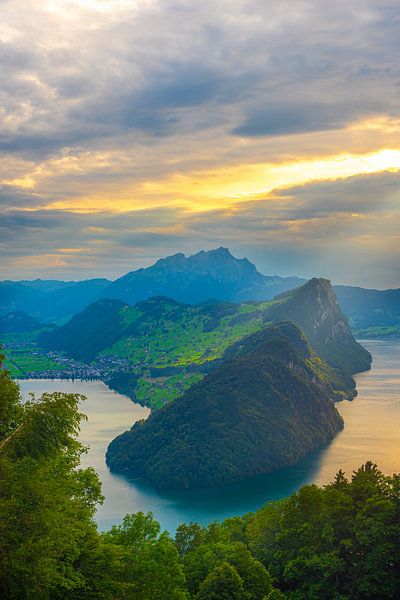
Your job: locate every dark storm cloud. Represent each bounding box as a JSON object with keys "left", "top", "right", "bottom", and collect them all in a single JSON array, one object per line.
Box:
[
  {"left": 136, "top": 64, "right": 223, "bottom": 110},
  {"left": 0, "top": 210, "right": 67, "bottom": 233},
  {"left": 0, "top": 206, "right": 187, "bottom": 259}
]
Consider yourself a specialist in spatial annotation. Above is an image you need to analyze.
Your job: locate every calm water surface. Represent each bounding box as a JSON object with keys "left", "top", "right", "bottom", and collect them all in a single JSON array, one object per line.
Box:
[{"left": 19, "top": 340, "right": 400, "bottom": 533}]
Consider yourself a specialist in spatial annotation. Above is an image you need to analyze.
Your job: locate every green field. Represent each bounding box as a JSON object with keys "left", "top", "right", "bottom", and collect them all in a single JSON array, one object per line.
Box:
[
  {"left": 1, "top": 331, "right": 64, "bottom": 378},
  {"left": 4, "top": 351, "right": 63, "bottom": 378},
  {"left": 135, "top": 373, "right": 204, "bottom": 408},
  {"left": 101, "top": 300, "right": 275, "bottom": 369},
  {"left": 98, "top": 300, "right": 278, "bottom": 407},
  {"left": 355, "top": 325, "right": 400, "bottom": 339}
]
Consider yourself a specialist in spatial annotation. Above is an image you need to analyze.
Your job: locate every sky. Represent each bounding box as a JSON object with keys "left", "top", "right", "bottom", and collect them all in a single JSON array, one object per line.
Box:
[{"left": 1, "top": 0, "right": 399, "bottom": 288}]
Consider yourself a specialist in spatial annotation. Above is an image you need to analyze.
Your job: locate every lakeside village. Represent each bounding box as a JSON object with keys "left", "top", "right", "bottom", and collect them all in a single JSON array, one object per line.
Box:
[{"left": 5, "top": 345, "right": 131, "bottom": 381}]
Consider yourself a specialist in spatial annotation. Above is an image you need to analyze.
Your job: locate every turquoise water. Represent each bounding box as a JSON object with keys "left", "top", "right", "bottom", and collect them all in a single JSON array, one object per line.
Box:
[{"left": 19, "top": 340, "right": 400, "bottom": 533}]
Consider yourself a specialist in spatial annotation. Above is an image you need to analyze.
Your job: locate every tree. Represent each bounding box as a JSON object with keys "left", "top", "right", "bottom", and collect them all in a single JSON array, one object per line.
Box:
[
  {"left": 104, "top": 512, "right": 188, "bottom": 599},
  {"left": 131, "top": 532, "right": 188, "bottom": 599},
  {"left": 0, "top": 351, "right": 23, "bottom": 440},
  {"left": 196, "top": 561, "right": 246, "bottom": 600},
  {"left": 0, "top": 360, "right": 106, "bottom": 599},
  {"left": 175, "top": 522, "right": 205, "bottom": 557},
  {"left": 183, "top": 540, "right": 272, "bottom": 599},
  {"left": 0, "top": 358, "right": 189, "bottom": 599},
  {"left": 246, "top": 463, "right": 400, "bottom": 599}
]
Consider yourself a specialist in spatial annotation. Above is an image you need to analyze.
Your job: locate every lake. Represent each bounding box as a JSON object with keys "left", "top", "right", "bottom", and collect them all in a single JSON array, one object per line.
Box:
[{"left": 19, "top": 339, "right": 400, "bottom": 533}]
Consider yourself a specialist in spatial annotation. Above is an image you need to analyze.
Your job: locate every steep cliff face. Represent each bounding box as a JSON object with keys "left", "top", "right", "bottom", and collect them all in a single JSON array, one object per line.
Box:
[
  {"left": 106, "top": 322, "right": 344, "bottom": 490},
  {"left": 264, "top": 278, "right": 372, "bottom": 375}
]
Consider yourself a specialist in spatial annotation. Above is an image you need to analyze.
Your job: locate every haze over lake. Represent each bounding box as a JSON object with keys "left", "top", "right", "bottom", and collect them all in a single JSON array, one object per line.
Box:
[{"left": 19, "top": 339, "right": 400, "bottom": 533}]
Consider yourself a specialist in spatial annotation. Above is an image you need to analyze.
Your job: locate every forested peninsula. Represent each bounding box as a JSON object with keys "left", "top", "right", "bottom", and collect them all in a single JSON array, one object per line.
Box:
[{"left": 106, "top": 322, "right": 345, "bottom": 489}]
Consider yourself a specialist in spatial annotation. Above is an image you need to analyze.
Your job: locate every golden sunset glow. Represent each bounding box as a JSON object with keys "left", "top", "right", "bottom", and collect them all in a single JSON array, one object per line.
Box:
[{"left": 9, "top": 147, "right": 399, "bottom": 216}]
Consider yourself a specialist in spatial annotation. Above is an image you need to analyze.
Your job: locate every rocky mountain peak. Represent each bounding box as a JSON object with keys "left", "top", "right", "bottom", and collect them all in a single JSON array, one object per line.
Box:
[{"left": 266, "top": 278, "right": 371, "bottom": 374}]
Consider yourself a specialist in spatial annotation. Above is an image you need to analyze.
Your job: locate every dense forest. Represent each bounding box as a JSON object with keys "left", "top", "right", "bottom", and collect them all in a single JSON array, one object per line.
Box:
[{"left": 1, "top": 355, "right": 399, "bottom": 599}]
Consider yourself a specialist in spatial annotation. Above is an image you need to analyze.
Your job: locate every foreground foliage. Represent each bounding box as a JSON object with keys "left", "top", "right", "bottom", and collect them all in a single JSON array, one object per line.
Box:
[{"left": 1, "top": 357, "right": 399, "bottom": 598}]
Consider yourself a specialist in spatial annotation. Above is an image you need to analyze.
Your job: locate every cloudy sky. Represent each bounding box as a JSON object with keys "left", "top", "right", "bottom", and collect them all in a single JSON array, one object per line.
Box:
[{"left": 1, "top": 0, "right": 399, "bottom": 287}]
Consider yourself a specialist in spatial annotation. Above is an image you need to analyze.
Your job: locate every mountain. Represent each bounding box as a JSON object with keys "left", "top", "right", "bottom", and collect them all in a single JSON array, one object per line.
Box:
[
  {"left": 334, "top": 285, "right": 400, "bottom": 338},
  {"left": 0, "top": 278, "right": 111, "bottom": 322},
  {"left": 39, "top": 298, "right": 127, "bottom": 361},
  {"left": 0, "top": 249, "right": 304, "bottom": 320},
  {"left": 0, "top": 281, "right": 44, "bottom": 317},
  {"left": 36, "top": 279, "right": 113, "bottom": 322},
  {"left": 3, "top": 250, "right": 399, "bottom": 335},
  {"left": 40, "top": 278, "right": 370, "bottom": 407},
  {"left": 0, "top": 311, "right": 47, "bottom": 334},
  {"left": 16, "top": 279, "right": 76, "bottom": 292},
  {"left": 100, "top": 247, "right": 305, "bottom": 305},
  {"left": 106, "top": 322, "right": 344, "bottom": 490},
  {"left": 267, "top": 279, "right": 372, "bottom": 375}
]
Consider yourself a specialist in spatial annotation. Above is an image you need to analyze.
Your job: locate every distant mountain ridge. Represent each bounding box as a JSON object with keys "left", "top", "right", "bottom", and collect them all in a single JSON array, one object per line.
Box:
[
  {"left": 334, "top": 285, "right": 400, "bottom": 338},
  {"left": 0, "top": 249, "right": 304, "bottom": 321},
  {"left": 1, "top": 248, "right": 398, "bottom": 336},
  {"left": 0, "top": 311, "right": 49, "bottom": 334},
  {"left": 99, "top": 247, "right": 305, "bottom": 305},
  {"left": 0, "top": 279, "right": 111, "bottom": 322}
]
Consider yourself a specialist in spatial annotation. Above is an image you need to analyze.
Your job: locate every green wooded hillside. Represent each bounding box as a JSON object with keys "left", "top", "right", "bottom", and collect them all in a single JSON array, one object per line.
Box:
[{"left": 106, "top": 322, "right": 344, "bottom": 489}]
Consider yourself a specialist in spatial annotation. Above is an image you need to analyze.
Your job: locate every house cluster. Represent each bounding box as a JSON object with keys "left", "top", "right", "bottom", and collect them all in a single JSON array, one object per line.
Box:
[{"left": 10, "top": 345, "right": 131, "bottom": 381}]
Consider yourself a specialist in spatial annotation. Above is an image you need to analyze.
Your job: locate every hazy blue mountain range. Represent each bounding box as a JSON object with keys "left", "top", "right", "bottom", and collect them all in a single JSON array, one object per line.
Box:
[
  {"left": 106, "top": 322, "right": 345, "bottom": 490},
  {"left": 1, "top": 248, "right": 398, "bottom": 337},
  {"left": 334, "top": 285, "right": 400, "bottom": 338},
  {"left": 14, "top": 280, "right": 77, "bottom": 292},
  {"left": 100, "top": 247, "right": 305, "bottom": 305},
  {"left": 0, "top": 248, "right": 304, "bottom": 321},
  {"left": 0, "top": 311, "right": 49, "bottom": 334},
  {"left": 0, "top": 279, "right": 111, "bottom": 322}
]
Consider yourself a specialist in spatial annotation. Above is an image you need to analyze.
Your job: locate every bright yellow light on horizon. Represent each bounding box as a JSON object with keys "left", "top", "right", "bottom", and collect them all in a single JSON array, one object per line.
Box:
[
  {"left": 235, "top": 148, "right": 400, "bottom": 199},
  {"left": 163, "top": 148, "right": 400, "bottom": 208},
  {"left": 7, "top": 148, "right": 400, "bottom": 215}
]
